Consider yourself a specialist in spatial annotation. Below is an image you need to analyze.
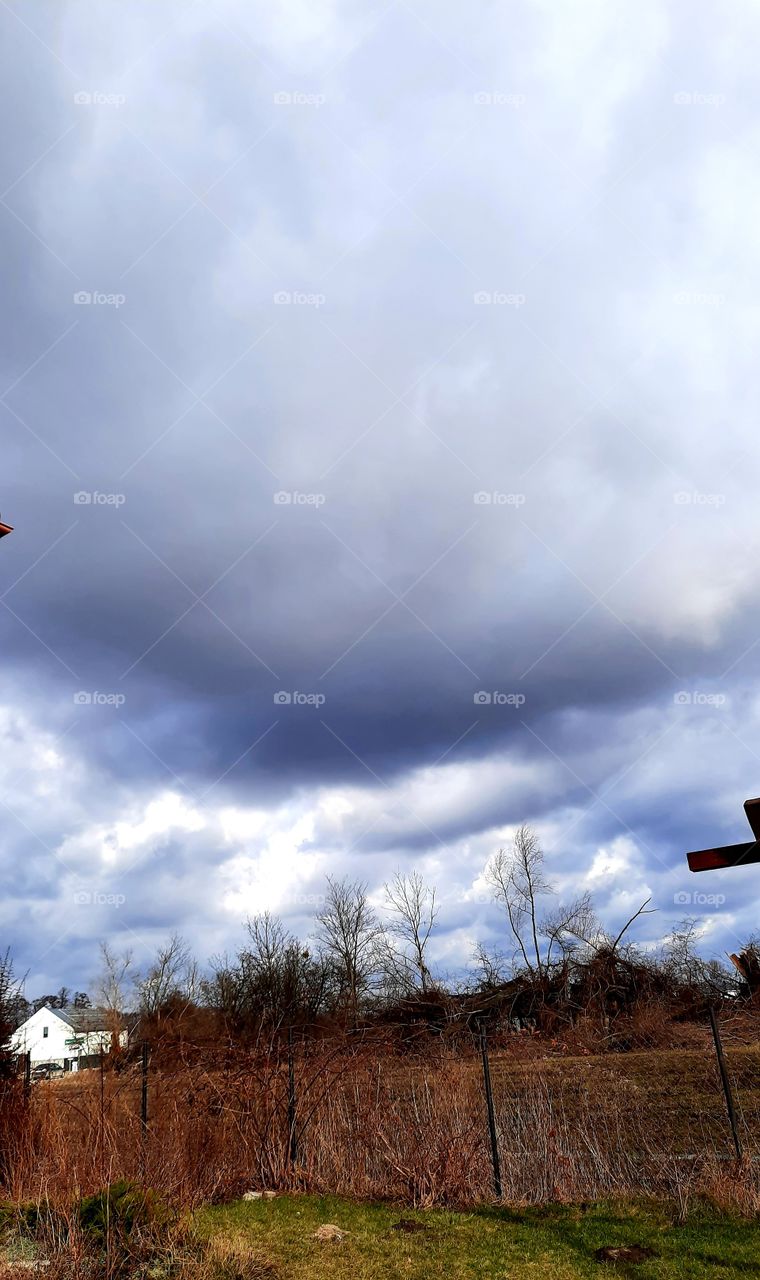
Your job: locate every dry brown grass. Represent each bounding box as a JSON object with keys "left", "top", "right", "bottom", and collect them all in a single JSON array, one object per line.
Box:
[{"left": 6, "top": 1028, "right": 760, "bottom": 1215}]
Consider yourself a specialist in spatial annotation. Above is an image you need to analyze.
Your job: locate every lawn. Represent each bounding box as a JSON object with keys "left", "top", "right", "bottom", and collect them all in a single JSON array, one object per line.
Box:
[{"left": 196, "top": 1194, "right": 760, "bottom": 1279}]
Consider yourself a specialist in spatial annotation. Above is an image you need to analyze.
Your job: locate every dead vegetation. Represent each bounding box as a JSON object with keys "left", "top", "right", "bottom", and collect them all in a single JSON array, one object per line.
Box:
[{"left": 4, "top": 1020, "right": 760, "bottom": 1214}]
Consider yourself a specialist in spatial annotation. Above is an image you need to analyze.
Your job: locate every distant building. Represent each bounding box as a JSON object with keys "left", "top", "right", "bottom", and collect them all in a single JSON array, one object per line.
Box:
[{"left": 9, "top": 1005, "right": 126, "bottom": 1071}]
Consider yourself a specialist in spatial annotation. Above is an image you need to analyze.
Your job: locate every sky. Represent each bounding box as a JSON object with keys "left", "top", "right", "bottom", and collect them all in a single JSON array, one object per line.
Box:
[{"left": 2, "top": 0, "right": 760, "bottom": 996}]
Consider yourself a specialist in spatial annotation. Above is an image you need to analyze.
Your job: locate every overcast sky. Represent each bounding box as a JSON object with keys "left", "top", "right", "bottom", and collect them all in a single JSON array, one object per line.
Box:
[{"left": 2, "top": 0, "right": 760, "bottom": 995}]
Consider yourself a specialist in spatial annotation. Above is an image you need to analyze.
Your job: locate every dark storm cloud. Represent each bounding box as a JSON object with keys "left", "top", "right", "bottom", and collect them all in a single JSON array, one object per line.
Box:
[{"left": 3, "top": 0, "right": 760, "bottom": 989}]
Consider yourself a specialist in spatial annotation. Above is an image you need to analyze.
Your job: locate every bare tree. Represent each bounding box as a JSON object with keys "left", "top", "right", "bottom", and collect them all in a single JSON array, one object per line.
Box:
[
  {"left": 542, "top": 892, "right": 599, "bottom": 966},
  {"left": 244, "top": 912, "right": 331, "bottom": 1028},
  {"left": 471, "top": 940, "right": 508, "bottom": 990},
  {"left": 315, "top": 876, "right": 381, "bottom": 1019},
  {"left": 384, "top": 871, "right": 438, "bottom": 993},
  {"left": 486, "top": 825, "right": 552, "bottom": 975},
  {"left": 136, "top": 934, "right": 194, "bottom": 1018},
  {"left": 94, "top": 942, "right": 134, "bottom": 1044},
  {"left": 662, "top": 916, "right": 716, "bottom": 991}
]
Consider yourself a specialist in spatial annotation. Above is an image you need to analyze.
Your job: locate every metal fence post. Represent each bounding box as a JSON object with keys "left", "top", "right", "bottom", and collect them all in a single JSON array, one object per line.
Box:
[
  {"left": 141, "top": 1041, "right": 149, "bottom": 1132},
  {"left": 479, "top": 1022, "right": 502, "bottom": 1198},
  {"left": 287, "top": 1026, "right": 297, "bottom": 1169},
  {"left": 708, "top": 1006, "right": 742, "bottom": 1159},
  {"left": 139, "top": 1040, "right": 149, "bottom": 1182}
]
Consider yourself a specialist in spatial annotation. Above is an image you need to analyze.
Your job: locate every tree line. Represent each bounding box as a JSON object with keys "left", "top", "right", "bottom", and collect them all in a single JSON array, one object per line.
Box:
[{"left": 3, "top": 826, "right": 757, "bottom": 1048}]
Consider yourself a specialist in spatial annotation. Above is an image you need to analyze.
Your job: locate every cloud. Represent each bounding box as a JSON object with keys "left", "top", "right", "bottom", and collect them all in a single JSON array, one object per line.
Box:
[{"left": 2, "top": 0, "right": 760, "bottom": 989}]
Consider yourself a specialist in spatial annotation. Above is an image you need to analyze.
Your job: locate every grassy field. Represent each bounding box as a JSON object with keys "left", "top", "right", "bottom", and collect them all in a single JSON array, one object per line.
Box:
[{"left": 196, "top": 1194, "right": 760, "bottom": 1279}]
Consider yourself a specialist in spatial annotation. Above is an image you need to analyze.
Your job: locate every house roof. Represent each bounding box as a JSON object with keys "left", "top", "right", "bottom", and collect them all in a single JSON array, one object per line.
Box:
[{"left": 42, "top": 1005, "right": 115, "bottom": 1032}]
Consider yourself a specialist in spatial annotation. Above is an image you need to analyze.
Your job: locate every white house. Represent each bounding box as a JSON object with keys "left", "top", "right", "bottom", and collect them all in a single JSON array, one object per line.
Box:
[{"left": 9, "top": 1006, "right": 126, "bottom": 1072}]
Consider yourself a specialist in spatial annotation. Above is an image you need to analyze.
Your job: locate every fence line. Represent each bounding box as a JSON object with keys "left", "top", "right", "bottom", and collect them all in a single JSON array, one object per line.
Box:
[{"left": 9, "top": 1011, "right": 759, "bottom": 1208}]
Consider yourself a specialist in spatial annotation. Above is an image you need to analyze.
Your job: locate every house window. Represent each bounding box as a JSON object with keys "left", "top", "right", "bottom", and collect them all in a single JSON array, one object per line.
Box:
[{"left": 43, "top": 1026, "right": 48, "bottom": 1038}]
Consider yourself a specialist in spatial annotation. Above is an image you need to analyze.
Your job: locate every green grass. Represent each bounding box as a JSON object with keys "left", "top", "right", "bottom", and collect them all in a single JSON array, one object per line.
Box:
[{"left": 196, "top": 1194, "right": 760, "bottom": 1279}]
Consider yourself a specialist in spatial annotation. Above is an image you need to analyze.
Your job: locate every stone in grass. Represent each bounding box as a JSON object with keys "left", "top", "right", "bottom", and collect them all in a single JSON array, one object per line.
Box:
[
  {"left": 243, "top": 1191, "right": 277, "bottom": 1201},
  {"left": 313, "top": 1224, "right": 347, "bottom": 1242},
  {"left": 595, "top": 1244, "right": 658, "bottom": 1264}
]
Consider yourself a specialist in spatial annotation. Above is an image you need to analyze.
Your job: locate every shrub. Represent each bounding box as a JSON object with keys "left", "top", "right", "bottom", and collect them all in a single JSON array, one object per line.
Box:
[{"left": 76, "top": 1179, "right": 170, "bottom": 1244}]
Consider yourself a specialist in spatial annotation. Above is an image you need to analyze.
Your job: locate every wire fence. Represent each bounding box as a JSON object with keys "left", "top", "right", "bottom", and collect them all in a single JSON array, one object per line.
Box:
[{"left": 8, "top": 1008, "right": 760, "bottom": 1209}]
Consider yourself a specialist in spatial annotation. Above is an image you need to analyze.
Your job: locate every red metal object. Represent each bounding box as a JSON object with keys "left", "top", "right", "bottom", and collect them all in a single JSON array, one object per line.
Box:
[
  {"left": 0, "top": 521, "right": 12, "bottom": 539},
  {"left": 687, "top": 797, "right": 760, "bottom": 872}
]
